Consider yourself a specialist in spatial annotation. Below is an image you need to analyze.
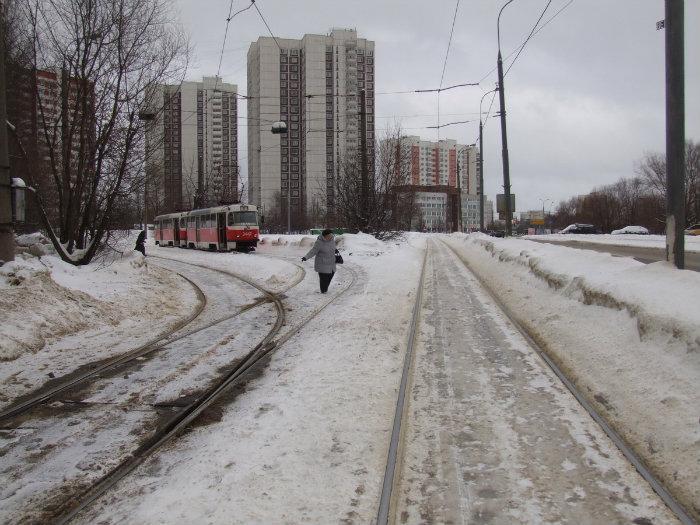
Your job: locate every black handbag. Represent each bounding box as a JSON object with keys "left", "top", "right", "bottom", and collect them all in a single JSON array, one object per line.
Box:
[{"left": 335, "top": 250, "right": 344, "bottom": 264}]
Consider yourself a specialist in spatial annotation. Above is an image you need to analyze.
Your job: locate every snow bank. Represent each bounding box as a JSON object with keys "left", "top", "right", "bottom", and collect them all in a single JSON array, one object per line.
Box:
[
  {"left": 148, "top": 241, "right": 299, "bottom": 294},
  {"left": 467, "top": 234, "right": 700, "bottom": 352},
  {"left": 443, "top": 233, "right": 700, "bottom": 518},
  {"left": 260, "top": 232, "right": 391, "bottom": 257},
  {"left": 0, "top": 234, "right": 198, "bottom": 366},
  {"left": 525, "top": 233, "right": 700, "bottom": 252}
]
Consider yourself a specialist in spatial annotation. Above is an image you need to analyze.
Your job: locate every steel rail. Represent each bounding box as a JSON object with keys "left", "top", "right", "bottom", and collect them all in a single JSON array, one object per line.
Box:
[
  {"left": 376, "top": 247, "right": 429, "bottom": 525},
  {"left": 0, "top": 272, "right": 207, "bottom": 422},
  {"left": 53, "top": 257, "right": 358, "bottom": 524},
  {"left": 438, "top": 238, "right": 696, "bottom": 525}
]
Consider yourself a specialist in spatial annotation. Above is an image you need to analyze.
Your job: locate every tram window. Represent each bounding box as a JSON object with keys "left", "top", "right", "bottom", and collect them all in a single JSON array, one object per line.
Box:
[{"left": 233, "top": 211, "right": 257, "bottom": 225}]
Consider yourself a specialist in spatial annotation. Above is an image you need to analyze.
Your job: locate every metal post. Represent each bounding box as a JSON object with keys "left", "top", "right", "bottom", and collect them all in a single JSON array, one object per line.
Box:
[
  {"left": 359, "top": 88, "right": 369, "bottom": 232},
  {"left": 479, "top": 119, "right": 485, "bottom": 232},
  {"left": 287, "top": 171, "right": 291, "bottom": 234},
  {"left": 496, "top": 52, "right": 512, "bottom": 237},
  {"left": 0, "top": 0, "right": 14, "bottom": 263},
  {"left": 456, "top": 150, "right": 462, "bottom": 232},
  {"left": 665, "top": 0, "right": 685, "bottom": 269}
]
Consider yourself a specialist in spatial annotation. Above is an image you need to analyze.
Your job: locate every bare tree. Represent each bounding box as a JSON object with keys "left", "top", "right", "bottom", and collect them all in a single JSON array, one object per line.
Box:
[
  {"left": 333, "top": 124, "right": 415, "bottom": 238},
  {"left": 636, "top": 141, "right": 700, "bottom": 225},
  {"left": 16, "top": 0, "right": 188, "bottom": 264}
]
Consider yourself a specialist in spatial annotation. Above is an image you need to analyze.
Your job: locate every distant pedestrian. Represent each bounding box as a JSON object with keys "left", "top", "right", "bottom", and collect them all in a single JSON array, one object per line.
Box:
[
  {"left": 302, "top": 228, "right": 337, "bottom": 293},
  {"left": 134, "top": 230, "right": 146, "bottom": 256}
]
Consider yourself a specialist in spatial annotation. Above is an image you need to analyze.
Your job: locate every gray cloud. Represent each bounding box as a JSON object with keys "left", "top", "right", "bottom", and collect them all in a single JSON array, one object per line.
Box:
[{"left": 176, "top": 0, "right": 699, "bottom": 213}]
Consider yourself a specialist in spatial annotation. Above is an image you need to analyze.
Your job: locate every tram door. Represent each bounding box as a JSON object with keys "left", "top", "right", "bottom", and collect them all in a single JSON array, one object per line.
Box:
[{"left": 217, "top": 213, "right": 227, "bottom": 250}]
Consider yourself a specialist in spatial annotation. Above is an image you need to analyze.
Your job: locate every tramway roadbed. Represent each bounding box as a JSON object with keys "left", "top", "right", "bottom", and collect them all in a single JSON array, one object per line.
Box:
[
  {"left": 0, "top": 266, "right": 203, "bottom": 413},
  {"left": 68, "top": 241, "right": 424, "bottom": 524},
  {"left": 440, "top": 235, "right": 700, "bottom": 523},
  {"left": 0, "top": 267, "right": 281, "bottom": 523}
]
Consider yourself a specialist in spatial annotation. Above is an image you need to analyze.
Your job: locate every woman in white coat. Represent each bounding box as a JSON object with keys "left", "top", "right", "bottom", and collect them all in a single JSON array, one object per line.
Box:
[{"left": 302, "top": 229, "right": 337, "bottom": 293}]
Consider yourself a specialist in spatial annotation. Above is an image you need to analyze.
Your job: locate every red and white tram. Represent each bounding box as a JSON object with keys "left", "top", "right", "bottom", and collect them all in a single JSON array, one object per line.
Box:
[
  {"left": 153, "top": 212, "right": 187, "bottom": 247},
  {"left": 155, "top": 204, "right": 259, "bottom": 252}
]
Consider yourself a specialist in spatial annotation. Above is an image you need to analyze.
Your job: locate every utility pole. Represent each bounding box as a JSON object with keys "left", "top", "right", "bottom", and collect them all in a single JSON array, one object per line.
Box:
[
  {"left": 0, "top": 0, "right": 14, "bottom": 263},
  {"left": 479, "top": 118, "right": 485, "bottom": 232},
  {"left": 664, "top": 0, "right": 685, "bottom": 269},
  {"left": 496, "top": 58, "right": 512, "bottom": 236},
  {"left": 456, "top": 149, "right": 463, "bottom": 232},
  {"left": 497, "top": 0, "right": 515, "bottom": 237},
  {"left": 359, "top": 88, "right": 369, "bottom": 232}
]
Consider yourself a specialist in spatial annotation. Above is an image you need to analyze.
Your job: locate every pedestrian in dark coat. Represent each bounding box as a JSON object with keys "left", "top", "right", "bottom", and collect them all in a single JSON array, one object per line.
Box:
[
  {"left": 134, "top": 230, "right": 146, "bottom": 256},
  {"left": 302, "top": 229, "right": 337, "bottom": 293}
]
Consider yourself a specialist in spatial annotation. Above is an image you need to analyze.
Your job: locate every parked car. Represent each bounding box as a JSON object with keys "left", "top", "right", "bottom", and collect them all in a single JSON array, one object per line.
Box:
[
  {"left": 611, "top": 225, "right": 649, "bottom": 235},
  {"left": 685, "top": 224, "right": 700, "bottom": 236},
  {"left": 559, "top": 223, "right": 598, "bottom": 234}
]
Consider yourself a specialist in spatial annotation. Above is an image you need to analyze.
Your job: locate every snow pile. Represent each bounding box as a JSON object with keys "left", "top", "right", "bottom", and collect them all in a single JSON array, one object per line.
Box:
[
  {"left": 525, "top": 232, "right": 700, "bottom": 252},
  {"left": 259, "top": 233, "right": 390, "bottom": 257},
  {"left": 0, "top": 235, "right": 196, "bottom": 364},
  {"left": 463, "top": 233, "right": 700, "bottom": 352},
  {"left": 148, "top": 242, "right": 299, "bottom": 294}
]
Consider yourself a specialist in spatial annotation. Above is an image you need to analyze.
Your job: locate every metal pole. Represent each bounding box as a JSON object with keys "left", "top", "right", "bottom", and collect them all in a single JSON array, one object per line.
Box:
[
  {"left": 456, "top": 150, "right": 462, "bottom": 232},
  {"left": 665, "top": 0, "right": 685, "bottom": 269},
  {"left": 287, "top": 169, "right": 291, "bottom": 234},
  {"left": 497, "top": 1, "right": 515, "bottom": 237},
  {"left": 496, "top": 52, "right": 512, "bottom": 237},
  {"left": 0, "top": 0, "right": 14, "bottom": 263},
  {"left": 359, "top": 88, "right": 369, "bottom": 232},
  {"left": 479, "top": 120, "right": 484, "bottom": 232}
]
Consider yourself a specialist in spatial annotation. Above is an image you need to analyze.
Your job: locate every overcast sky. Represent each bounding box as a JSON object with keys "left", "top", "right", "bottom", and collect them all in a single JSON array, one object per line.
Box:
[{"left": 174, "top": 0, "right": 699, "bottom": 214}]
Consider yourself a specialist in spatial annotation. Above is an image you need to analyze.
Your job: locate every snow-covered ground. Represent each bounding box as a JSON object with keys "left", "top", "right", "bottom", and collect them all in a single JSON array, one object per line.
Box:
[
  {"left": 75, "top": 232, "right": 425, "bottom": 524},
  {"left": 442, "top": 233, "right": 700, "bottom": 519},
  {"left": 524, "top": 232, "right": 700, "bottom": 252},
  {"left": 1, "top": 231, "right": 696, "bottom": 523},
  {"left": 0, "top": 233, "right": 199, "bottom": 407}
]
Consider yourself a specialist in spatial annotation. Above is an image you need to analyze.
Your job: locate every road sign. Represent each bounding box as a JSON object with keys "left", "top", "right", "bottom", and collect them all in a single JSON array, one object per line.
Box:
[{"left": 496, "top": 194, "right": 515, "bottom": 214}]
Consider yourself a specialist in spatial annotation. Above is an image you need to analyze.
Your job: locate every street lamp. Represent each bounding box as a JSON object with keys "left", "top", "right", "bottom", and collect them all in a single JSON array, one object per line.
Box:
[
  {"left": 271, "top": 121, "right": 290, "bottom": 233},
  {"left": 539, "top": 197, "right": 552, "bottom": 233},
  {"left": 497, "top": 0, "right": 516, "bottom": 236},
  {"left": 479, "top": 88, "right": 497, "bottom": 232}
]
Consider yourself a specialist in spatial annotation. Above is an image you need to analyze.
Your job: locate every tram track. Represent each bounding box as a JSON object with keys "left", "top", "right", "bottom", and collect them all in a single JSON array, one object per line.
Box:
[
  {"left": 375, "top": 239, "right": 695, "bottom": 525},
  {"left": 0, "top": 271, "right": 206, "bottom": 422},
  {"left": 0, "top": 252, "right": 308, "bottom": 423},
  {"left": 48, "top": 255, "right": 358, "bottom": 524},
  {"left": 437, "top": 239, "right": 696, "bottom": 525},
  {"left": 0, "top": 256, "right": 286, "bottom": 524}
]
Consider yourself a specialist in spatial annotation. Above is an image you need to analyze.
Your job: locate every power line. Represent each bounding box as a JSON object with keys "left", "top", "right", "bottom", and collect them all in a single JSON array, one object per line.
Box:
[
  {"left": 437, "top": 0, "right": 462, "bottom": 139},
  {"left": 477, "top": 0, "right": 575, "bottom": 84},
  {"left": 253, "top": 0, "right": 282, "bottom": 50},
  {"left": 214, "top": 0, "right": 255, "bottom": 92},
  {"left": 505, "top": 0, "right": 553, "bottom": 76},
  {"left": 440, "top": 0, "right": 461, "bottom": 90}
]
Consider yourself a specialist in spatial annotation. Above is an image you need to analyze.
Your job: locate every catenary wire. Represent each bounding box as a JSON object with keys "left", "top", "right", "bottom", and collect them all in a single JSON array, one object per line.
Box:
[
  {"left": 505, "top": 0, "right": 553, "bottom": 76},
  {"left": 478, "top": 0, "right": 575, "bottom": 83},
  {"left": 253, "top": 0, "right": 282, "bottom": 50},
  {"left": 437, "top": 0, "right": 462, "bottom": 139},
  {"left": 214, "top": 1, "right": 255, "bottom": 92}
]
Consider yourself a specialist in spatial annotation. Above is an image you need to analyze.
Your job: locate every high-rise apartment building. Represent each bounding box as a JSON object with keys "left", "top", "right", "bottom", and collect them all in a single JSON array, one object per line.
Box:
[
  {"left": 383, "top": 135, "right": 487, "bottom": 231},
  {"left": 7, "top": 68, "right": 95, "bottom": 228},
  {"left": 146, "top": 76, "right": 238, "bottom": 214},
  {"left": 247, "top": 29, "right": 375, "bottom": 222},
  {"left": 393, "top": 136, "right": 478, "bottom": 191}
]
